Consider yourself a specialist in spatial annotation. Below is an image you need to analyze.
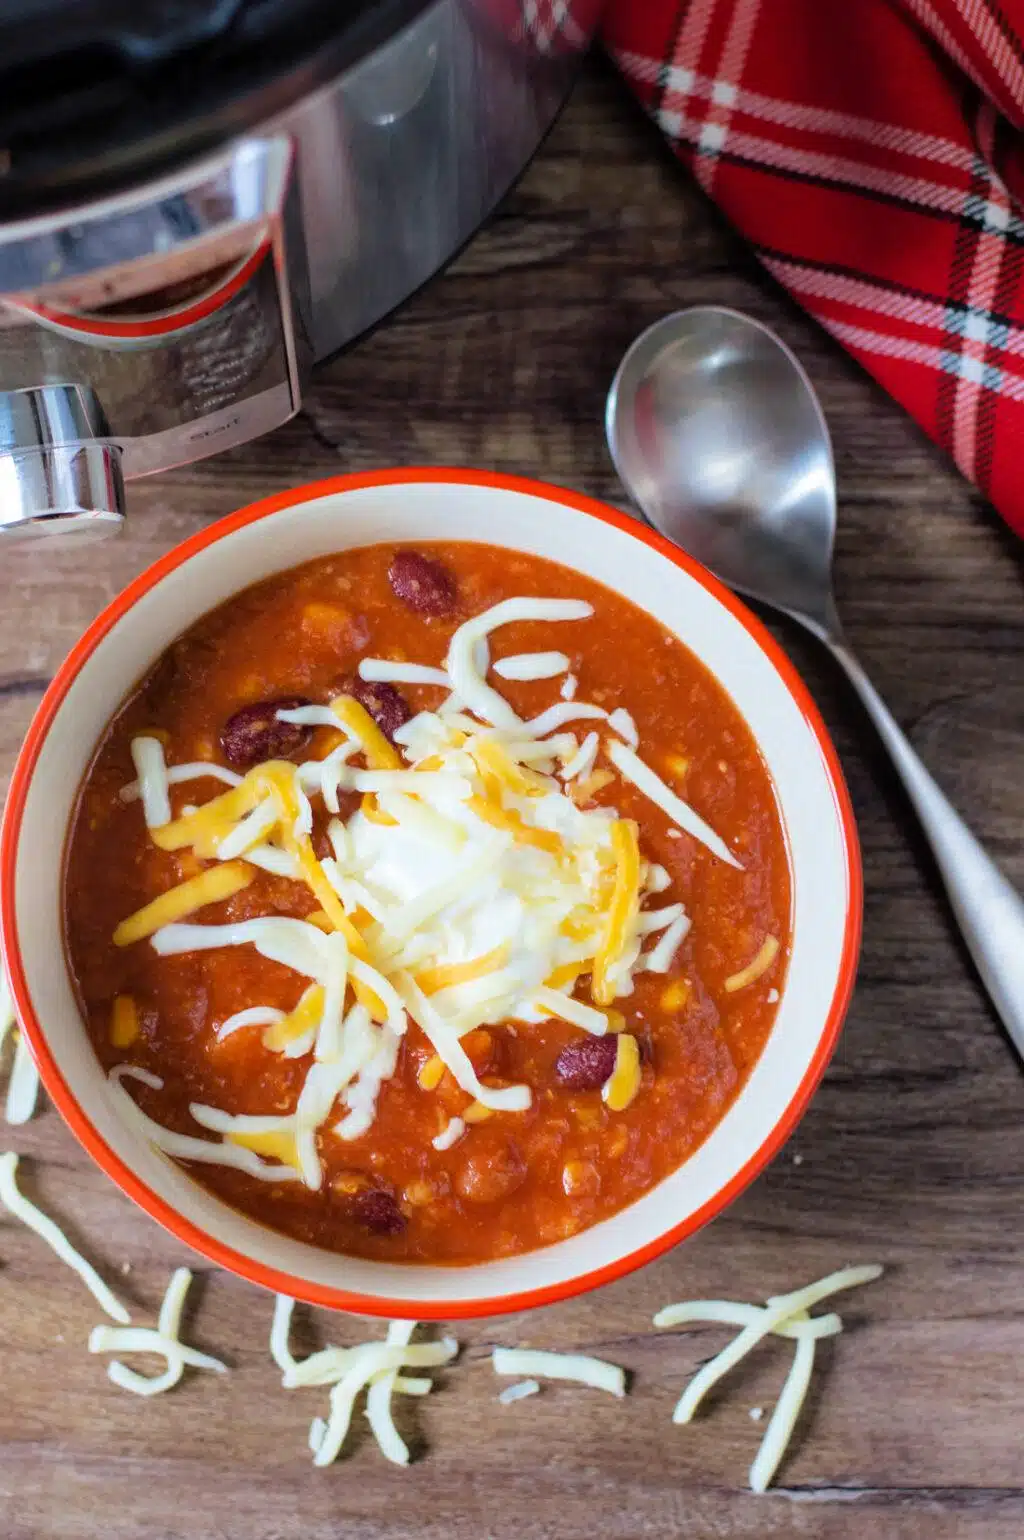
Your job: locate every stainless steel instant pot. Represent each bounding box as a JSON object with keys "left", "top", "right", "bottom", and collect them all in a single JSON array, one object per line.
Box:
[{"left": 0, "top": 0, "right": 601, "bottom": 541}]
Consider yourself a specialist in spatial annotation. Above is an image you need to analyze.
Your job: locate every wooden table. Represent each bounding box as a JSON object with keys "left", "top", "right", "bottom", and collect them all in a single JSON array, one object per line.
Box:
[{"left": 2, "top": 62, "right": 1023, "bottom": 1540}]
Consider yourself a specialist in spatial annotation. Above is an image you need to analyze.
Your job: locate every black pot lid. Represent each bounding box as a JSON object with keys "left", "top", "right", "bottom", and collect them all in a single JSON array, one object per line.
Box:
[{"left": 0, "top": 0, "right": 430, "bottom": 219}]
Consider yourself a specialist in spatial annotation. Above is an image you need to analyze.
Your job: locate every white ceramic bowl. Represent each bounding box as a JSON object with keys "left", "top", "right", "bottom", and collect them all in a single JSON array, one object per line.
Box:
[{"left": 1, "top": 470, "right": 861, "bottom": 1318}]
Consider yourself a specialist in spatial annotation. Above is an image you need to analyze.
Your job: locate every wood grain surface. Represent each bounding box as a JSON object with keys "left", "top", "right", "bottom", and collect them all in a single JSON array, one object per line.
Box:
[{"left": 2, "top": 61, "right": 1023, "bottom": 1540}]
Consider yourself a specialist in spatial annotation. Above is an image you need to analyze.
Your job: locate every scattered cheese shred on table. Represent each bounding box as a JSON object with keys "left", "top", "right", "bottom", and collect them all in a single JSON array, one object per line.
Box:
[
  {"left": 89, "top": 1266, "right": 227, "bottom": 1396},
  {"left": 365, "top": 1319, "right": 417, "bottom": 1466},
  {"left": 491, "top": 1346, "right": 626, "bottom": 1398},
  {"left": 0, "top": 1151, "right": 129, "bottom": 1323},
  {"left": 270, "top": 1292, "right": 299, "bottom": 1373},
  {"left": 0, "top": 963, "right": 40, "bottom": 1125},
  {"left": 269, "top": 1299, "right": 458, "bottom": 1467},
  {"left": 4, "top": 1034, "right": 40, "bottom": 1126},
  {"left": 654, "top": 1263, "right": 883, "bottom": 1492},
  {"left": 498, "top": 1378, "right": 541, "bottom": 1405}
]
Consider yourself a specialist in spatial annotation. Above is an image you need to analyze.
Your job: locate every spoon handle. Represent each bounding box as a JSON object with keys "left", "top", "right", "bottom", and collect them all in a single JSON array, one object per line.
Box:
[{"left": 825, "top": 634, "right": 1024, "bottom": 1061}]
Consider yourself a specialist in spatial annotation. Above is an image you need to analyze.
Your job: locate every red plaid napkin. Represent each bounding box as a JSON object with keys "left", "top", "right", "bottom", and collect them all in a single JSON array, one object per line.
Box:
[{"left": 602, "top": 0, "right": 1024, "bottom": 538}]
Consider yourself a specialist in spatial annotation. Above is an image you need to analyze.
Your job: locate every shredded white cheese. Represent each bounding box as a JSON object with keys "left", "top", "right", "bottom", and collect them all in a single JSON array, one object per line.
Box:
[
  {"left": 0, "top": 973, "right": 40, "bottom": 1126},
  {"left": 313, "top": 1334, "right": 458, "bottom": 1466},
  {"left": 214, "top": 797, "right": 280, "bottom": 860},
  {"left": 277, "top": 704, "right": 351, "bottom": 731},
  {"left": 431, "top": 1115, "right": 465, "bottom": 1151},
  {"left": 493, "top": 651, "right": 570, "bottom": 681},
  {"left": 606, "top": 739, "right": 741, "bottom": 868},
  {"left": 654, "top": 1299, "right": 842, "bottom": 1339},
  {"left": 533, "top": 986, "right": 608, "bottom": 1036},
  {"left": 498, "top": 1378, "right": 541, "bottom": 1404},
  {"left": 655, "top": 1264, "right": 884, "bottom": 1492},
  {"left": 641, "top": 912, "right": 692, "bottom": 974},
  {"left": 525, "top": 701, "right": 607, "bottom": 737},
  {"left": 492, "top": 1347, "right": 625, "bottom": 1397},
  {"left": 271, "top": 1293, "right": 299, "bottom": 1373},
  {"left": 216, "top": 1006, "right": 286, "bottom": 1041},
  {"left": 276, "top": 1320, "right": 459, "bottom": 1468},
  {"left": 120, "top": 759, "right": 242, "bottom": 805},
  {"left": 667, "top": 1265, "right": 883, "bottom": 1425},
  {"left": 608, "top": 707, "right": 639, "bottom": 749},
  {"left": 559, "top": 731, "right": 599, "bottom": 782},
  {"left": 749, "top": 1329, "right": 815, "bottom": 1493},
  {"left": 129, "top": 737, "right": 172, "bottom": 829},
  {"left": 89, "top": 1266, "right": 227, "bottom": 1396},
  {"left": 445, "top": 598, "right": 591, "bottom": 729},
  {"left": 241, "top": 844, "right": 301, "bottom": 879},
  {"left": 4, "top": 1033, "right": 40, "bottom": 1125},
  {"left": 358, "top": 659, "right": 451, "bottom": 688},
  {"left": 0, "top": 1151, "right": 129, "bottom": 1323},
  {"left": 316, "top": 742, "right": 357, "bottom": 815},
  {"left": 646, "top": 863, "right": 672, "bottom": 893},
  {"left": 365, "top": 1319, "right": 417, "bottom": 1465},
  {"left": 111, "top": 1066, "right": 302, "bottom": 1182}
]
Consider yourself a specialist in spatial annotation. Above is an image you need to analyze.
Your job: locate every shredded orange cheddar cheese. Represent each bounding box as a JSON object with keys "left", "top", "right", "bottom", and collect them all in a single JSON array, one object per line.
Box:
[
  {"left": 466, "top": 796, "right": 563, "bottom": 857},
  {"left": 263, "top": 984, "right": 324, "bottom": 1051},
  {"left": 113, "top": 862, "right": 253, "bottom": 947},
  {"left": 330, "top": 695, "right": 401, "bottom": 771},
  {"left": 416, "top": 945, "right": 510, "bottom": 996},
  {"left": 226, "top": 1128, "right": 300, "bottom": 1168},
  {"left": 590, "top": 819, "right": 640, "bottom": 1007}
]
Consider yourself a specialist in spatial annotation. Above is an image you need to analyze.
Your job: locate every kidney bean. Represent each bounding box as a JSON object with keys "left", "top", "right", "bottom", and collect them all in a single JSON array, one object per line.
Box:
[
  {"left": 350, "top": 677, "right": 411, "bottom": 743},
  {"left": 554, "top": 1035, "right": 618, "bottom": 1091},
  {"left": 219, "top": 696, "right": 312, "bottom": 770},
  {"left": 387, "top": 550, "right": 457, "bottom": 617},
  {"left": 352, "top": 1188, "right": 407, "bottom": 1235}
]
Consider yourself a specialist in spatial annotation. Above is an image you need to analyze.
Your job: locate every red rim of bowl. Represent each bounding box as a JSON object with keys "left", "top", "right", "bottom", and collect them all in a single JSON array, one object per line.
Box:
[{"left": 0, "top": 468, "right": 862, "bottom": 1319}]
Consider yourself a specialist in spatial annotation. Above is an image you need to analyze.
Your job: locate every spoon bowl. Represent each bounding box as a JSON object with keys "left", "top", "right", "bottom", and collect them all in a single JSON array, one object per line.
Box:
[
  {"left": 606, "top": 307, "right": 838, "bottom": 634},
  {"left": 607, "top": 304, "right": 1024, "bottom": 1061}
]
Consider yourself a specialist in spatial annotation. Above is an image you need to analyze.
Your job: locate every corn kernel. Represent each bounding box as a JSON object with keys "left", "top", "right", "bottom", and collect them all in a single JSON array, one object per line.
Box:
[
  {"left": 403, "top": 1180, "right": 434, "bottom": 1207},
  {"left": 607, "top": 1125, "right": 629, "bottom": 1159},
  {"left": 463, "top": 1100, "right": 493, "bottom": 1124},
  {"left": 572, "top": 1103, "right": 603, "bottom": 1131},
  {"left": 661, "top": 978, "right": 691, "bottom": 1012},
  {"left": 332, "top": 1171, "right": 371, "bottom": 1196},
  {"left": 110, "top": 995, "right": 140, "bottom": 1048},
  {"left": 302, "top": 601, "right": 350, "bottom": 634},
  {"left": 418, "top": 1055, "right": 445, "bottom": 1091},
  {"left": 562, "top": 1159, "right": 600, "bottom": 1197}
]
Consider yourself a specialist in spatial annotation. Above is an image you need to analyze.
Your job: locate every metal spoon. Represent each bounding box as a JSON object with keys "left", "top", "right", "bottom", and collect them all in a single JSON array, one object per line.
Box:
[{"left": 606, "top": 304, "right": 1024, "bottom": 1059}]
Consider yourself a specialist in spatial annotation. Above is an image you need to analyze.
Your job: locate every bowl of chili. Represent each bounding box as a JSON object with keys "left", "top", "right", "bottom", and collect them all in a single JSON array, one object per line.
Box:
[{"left": 1, "top": 469, "right": 861, "bottom": 1319}]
